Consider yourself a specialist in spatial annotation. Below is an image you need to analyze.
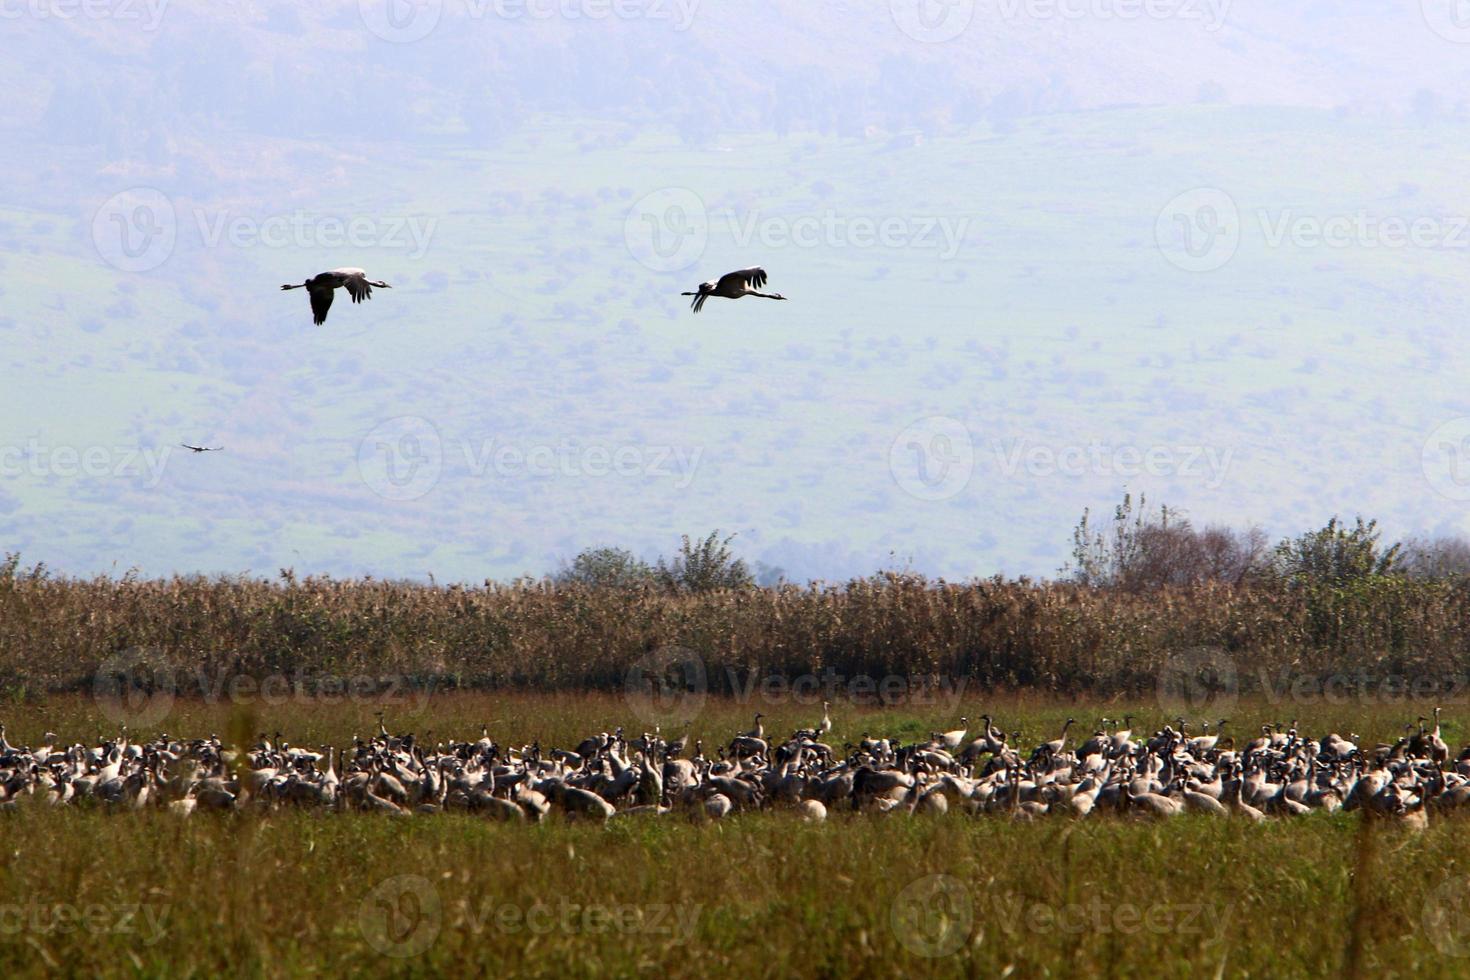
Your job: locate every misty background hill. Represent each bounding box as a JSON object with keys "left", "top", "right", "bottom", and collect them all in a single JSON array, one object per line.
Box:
[{"left": 5, "top": 0, "right": 1470, "bottom": 582}]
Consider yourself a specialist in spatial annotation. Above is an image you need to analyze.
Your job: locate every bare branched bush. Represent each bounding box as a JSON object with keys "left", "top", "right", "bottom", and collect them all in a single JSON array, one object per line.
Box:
[
  {"left": 1399, "top": 535, "right": 1470, "bottom": 580},
  {"left": 1063, "top": 494, "right": 1267, "bottom": 591}
]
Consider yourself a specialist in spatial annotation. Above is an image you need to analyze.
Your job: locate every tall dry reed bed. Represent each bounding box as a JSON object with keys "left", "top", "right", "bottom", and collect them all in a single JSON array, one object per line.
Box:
[{"left": 2, "top": 566, "right": 1469, "bottom": 699}]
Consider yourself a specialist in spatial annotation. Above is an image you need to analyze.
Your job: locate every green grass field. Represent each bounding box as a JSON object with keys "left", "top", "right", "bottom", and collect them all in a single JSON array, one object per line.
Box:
[{"left": 4, "top": 694, "right": 1470, "bottom": 977}]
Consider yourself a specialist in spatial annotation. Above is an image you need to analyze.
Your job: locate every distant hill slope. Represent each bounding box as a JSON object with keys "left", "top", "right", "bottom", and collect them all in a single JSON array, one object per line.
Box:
[
  {"left": 5, "top": 3, "right": 1470, "bottom": 582},
  {"left": 10, "top": 2, "right": 1470, "bottom": 151}
]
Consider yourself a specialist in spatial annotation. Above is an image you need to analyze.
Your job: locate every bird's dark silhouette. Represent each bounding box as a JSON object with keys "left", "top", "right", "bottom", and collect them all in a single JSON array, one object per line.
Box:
[
  {"left": 281, "top": 268, "right": 391, "bottom": 325},
  {"left": 682, "top": 268, "right": 787, "bottom": 313}
]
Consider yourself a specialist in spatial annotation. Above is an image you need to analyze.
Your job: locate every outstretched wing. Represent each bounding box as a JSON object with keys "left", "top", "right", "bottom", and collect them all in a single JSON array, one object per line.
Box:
[
  {"left": 343, "top": 274, "right": 373, "bottom": 305},
  {"left": 308, "top": 285, "right": 335, "bottom": 325},
  {"left": 718, "top": 267, "right": 767, "bottom": 293}
]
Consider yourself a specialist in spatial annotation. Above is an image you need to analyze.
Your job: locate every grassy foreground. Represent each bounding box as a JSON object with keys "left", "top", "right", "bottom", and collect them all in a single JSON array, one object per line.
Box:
[
  {"left": 3, "top": 696, "right": 1470, "bottom": 977},
  {"left": 2, "top": 796, "right": 1470, "bottom": 977}
]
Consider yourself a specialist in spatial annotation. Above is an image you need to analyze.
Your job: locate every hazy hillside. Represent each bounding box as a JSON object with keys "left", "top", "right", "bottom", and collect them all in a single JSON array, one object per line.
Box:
[
  {"left": 11, "top": 2, "right": 1470, "bottom": 151},
  {"left": 4, "top": 1, "right": 1470, "bottom": 582}
]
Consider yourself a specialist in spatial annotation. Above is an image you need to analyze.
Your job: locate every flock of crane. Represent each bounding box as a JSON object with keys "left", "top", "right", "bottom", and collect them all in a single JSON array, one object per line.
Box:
[
  {"left": 281, "top": 266, "right": 781, "bottom": 325},
  {"left": 0, "top": 707, "right": 1462, "bottom": 825},
  {"left": 173, "top": 264, "right": 783, "bottom": 451}
]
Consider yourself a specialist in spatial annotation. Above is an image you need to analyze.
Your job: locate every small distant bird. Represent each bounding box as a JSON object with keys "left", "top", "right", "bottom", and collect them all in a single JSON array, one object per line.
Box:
[
  {"left": 281, "top": 268, "right": 391, "bottom": 325},
  {"left": 180, "top": 444, "right": 223, "bottom": 453},
  {"left": 681, "top": 267, "right": 787, "bottom": 313}
]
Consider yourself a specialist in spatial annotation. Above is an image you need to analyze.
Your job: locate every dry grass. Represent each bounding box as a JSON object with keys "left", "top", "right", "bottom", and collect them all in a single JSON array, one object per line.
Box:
[
  {"left": 3, "top": 567, "right": 1470, "bottom": 702},
  {"left": 7, "top": 563, "right": 1470, "bottom": 977},
  {"left": 3, "top": 695, "right": 1470, "bottom": 978},
  {"left": 3, "top": 692, "right": 1468, "bottom": 759}
]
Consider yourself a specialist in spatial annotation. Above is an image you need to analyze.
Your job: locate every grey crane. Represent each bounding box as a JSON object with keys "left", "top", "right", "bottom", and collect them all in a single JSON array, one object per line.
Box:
[
  {"left": 681, "top": 267, "right": 787, "bottom": 313},
  {"left": 281, "top": 268, "right": 392, "bottom": 325}
]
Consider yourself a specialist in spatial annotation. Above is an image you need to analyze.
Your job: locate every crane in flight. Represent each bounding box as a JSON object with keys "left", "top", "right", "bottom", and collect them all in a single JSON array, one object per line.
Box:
[
  {"left": 180, "top": 444, "right": 223, "bottom": 453},
  {"left": 681, "top": 267, "right": 787, "bottom": 313},
  {"left": 281, "top": 268, "right": 392, "bottom": 325}
]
